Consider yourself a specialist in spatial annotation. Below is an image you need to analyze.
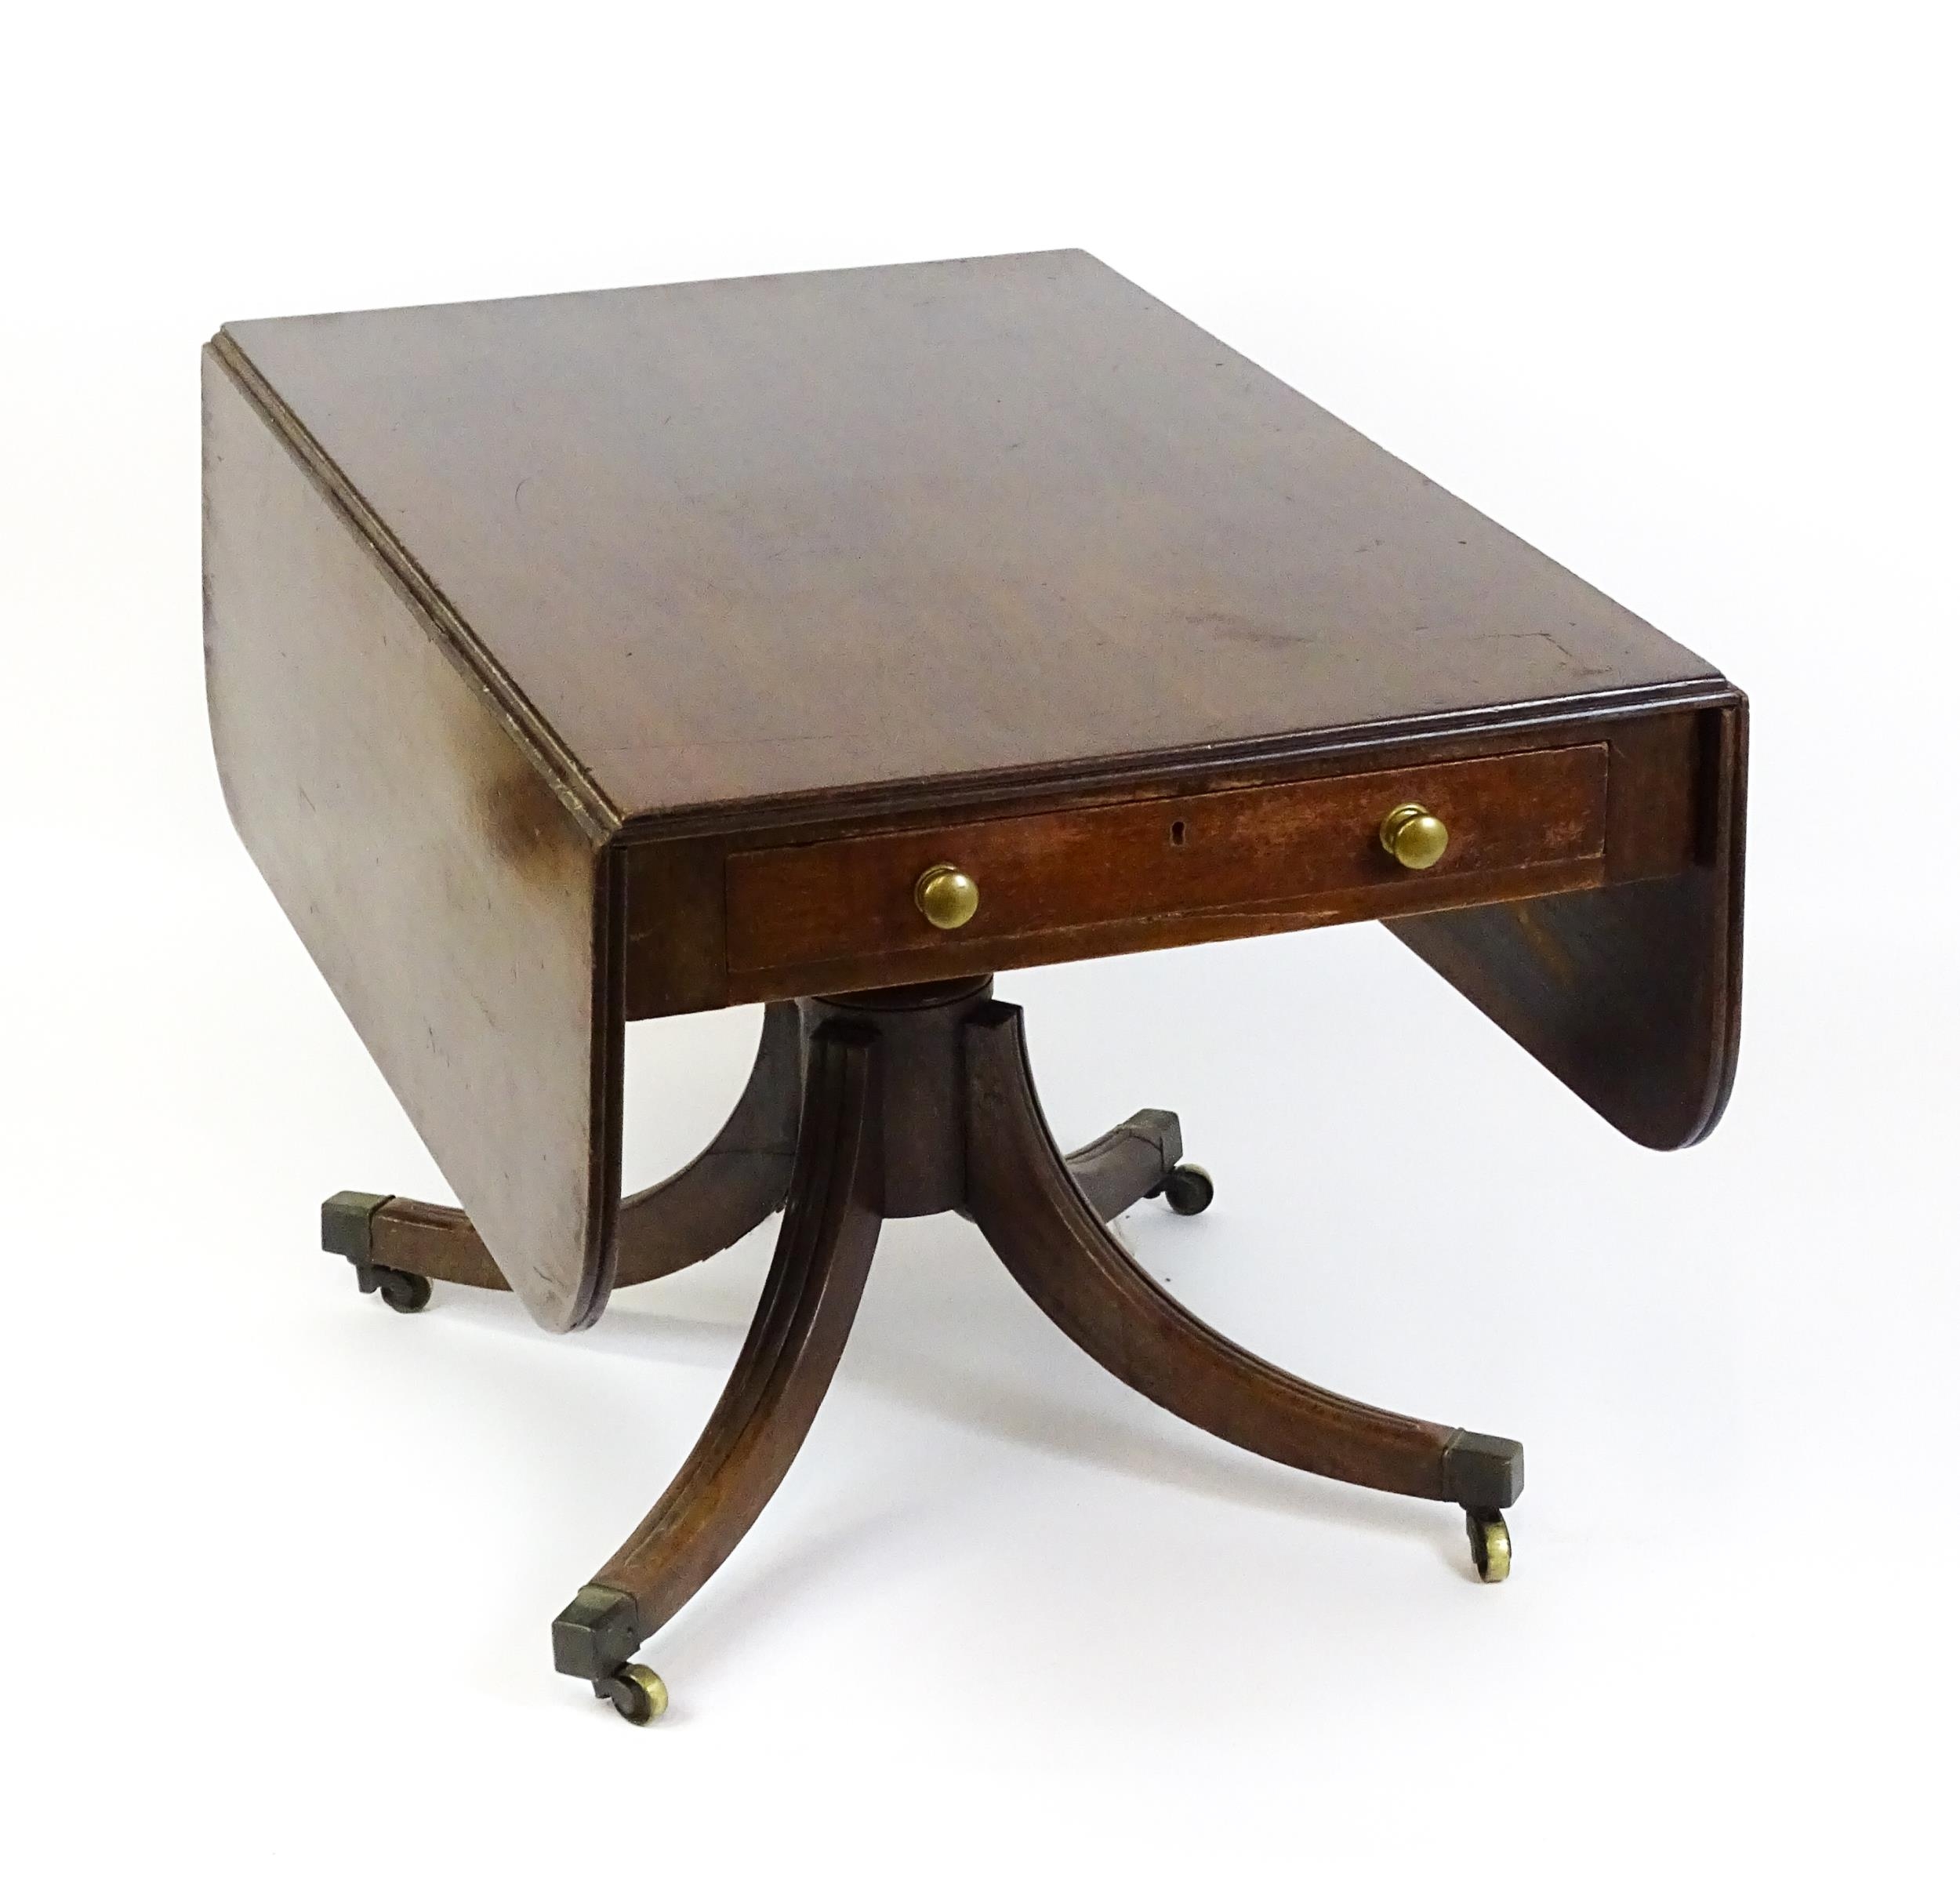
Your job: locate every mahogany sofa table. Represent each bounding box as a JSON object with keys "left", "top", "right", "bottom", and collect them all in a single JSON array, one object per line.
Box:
[{"left": 203, "top": 251, "right": 1747, "bottom": 1724}]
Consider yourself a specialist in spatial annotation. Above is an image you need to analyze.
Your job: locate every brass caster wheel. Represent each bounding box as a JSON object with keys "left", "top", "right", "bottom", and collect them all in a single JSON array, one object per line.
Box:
[
  {"left": 1156, "top": 1164, "right": 1214, "bottom": 1216},
  {"left": 1466, "top": 1508, "right": 1512, "bottom": 1583},
  {"left": 603, "top": 1664, "right": 670, "bottom": 1726},
  {"left": 373, "top": 1268, "right": 432, "bottom": 1314}
]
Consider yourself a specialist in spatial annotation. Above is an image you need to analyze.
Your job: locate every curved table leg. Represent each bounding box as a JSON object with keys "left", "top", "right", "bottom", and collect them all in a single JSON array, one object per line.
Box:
[
  {"left": 321, "top": 1002, "right": 803, "bottom": 1305},
  {"left": 552, "top": 1020, "right": 884, "bottom": 1719},
  {"left": 611, "top": 999, "right": 804, "bottom": 1286},
  {"left": 961, "top": 1001, "right": 1522, "bottom": 1515},
  {"left": 1065, "top": 1109, "right": 1206, "bottom": 1221}
]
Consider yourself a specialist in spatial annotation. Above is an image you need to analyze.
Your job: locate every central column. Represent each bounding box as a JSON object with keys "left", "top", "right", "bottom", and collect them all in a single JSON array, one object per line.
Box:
[{"left": 799, "top": 976, "right": 994, "bottom": 1218}]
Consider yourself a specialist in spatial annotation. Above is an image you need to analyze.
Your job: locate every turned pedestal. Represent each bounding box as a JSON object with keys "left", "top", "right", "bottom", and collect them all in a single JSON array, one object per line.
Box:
[{"left": 326, "top": 978, "right": 1522, "bottom": 1722}]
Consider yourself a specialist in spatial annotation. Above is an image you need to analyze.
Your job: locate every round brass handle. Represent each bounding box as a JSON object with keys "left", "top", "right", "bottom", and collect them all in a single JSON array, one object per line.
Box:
[
  {"left": 915, "top": 863, "right": 980, "bottom": 931},
  {"left": 1379, "top": 803, "right": 1450, "bottom": 870}
]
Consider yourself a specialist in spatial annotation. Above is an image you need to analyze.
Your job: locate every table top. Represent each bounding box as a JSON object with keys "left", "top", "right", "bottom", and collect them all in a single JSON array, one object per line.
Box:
[{"left": 218, "top": 250, "right": 1722, "bottom": 835}]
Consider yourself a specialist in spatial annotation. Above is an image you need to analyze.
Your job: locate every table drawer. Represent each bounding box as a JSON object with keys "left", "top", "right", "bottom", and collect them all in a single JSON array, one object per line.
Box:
[{"left": 725, "top": 743, "right": 1608, "bottom": 978}]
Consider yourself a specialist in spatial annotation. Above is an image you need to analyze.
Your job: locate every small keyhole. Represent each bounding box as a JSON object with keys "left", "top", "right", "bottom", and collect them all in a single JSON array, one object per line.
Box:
[{"left": 1170, "top": 819, "right": 1187, "bottom": 846}]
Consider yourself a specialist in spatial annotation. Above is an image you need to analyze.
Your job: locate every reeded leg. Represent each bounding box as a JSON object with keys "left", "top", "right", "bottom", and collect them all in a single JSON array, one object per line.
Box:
[
  {"left": 553, "top": 1021, "right": 884, "bottom": 1720},
  {"left": 321, "top": 1002, "right": 803, "bottom": 1306},
  {"left": 961, "top": 1001, "right": 1522, "bottom": 1518}
]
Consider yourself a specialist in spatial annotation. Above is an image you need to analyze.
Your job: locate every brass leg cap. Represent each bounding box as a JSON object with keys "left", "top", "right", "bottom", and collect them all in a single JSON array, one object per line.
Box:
[
  {"left": 607, "top": 1664, "right": 670, "bottom": 1725},
  {"left": 1466, "top": 1508, "right": 1512, "bottom": 1583}
]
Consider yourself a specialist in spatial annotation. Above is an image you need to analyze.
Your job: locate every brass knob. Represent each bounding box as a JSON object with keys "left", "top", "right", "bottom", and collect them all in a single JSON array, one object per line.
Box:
[
  {"left": 1379, "top": 803, "right": 1450, "bottom": 870},
  {"left": 914, "top": 863, "right": 980, "bottom": 931}
]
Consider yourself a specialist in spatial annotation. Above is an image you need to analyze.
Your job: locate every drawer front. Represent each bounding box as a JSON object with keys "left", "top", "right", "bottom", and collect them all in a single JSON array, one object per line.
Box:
[{"left": 725, "top": 744, "right": 1608, "bottom": 978}]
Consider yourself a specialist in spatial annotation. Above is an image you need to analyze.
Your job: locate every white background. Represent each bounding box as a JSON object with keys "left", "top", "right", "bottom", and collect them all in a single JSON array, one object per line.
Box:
[{"left": 4, "top": 4, "right": 1955, "bottom": 1896}]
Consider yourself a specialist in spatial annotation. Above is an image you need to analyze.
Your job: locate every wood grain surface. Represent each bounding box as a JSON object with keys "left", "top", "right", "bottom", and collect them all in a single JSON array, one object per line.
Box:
[
  {"left": 218, "top": 252, "right": 1724, "bottom": 833},
  {"left": 1390, "top": 703, "right": 1748, "bottom": 1148},
  {"left": 728, "top": 743, "right": 1606, "bottom": 978},
  {"left": 202, "top": 347, "right": 622, "bottom": 1331}
]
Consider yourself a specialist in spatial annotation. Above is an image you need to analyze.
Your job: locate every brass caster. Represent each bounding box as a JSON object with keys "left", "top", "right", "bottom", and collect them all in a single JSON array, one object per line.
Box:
[
  {"left": 1467, "top": 1508, "right": 1512, "bottom": 1583},
  {"left": 372, "top": 1267, "right": 432, "bottom": 1314},
  {"left": 601, "top": 1664, "right": 670, "bottom": 1726},
  {"left": 1154, "top": 1163, "right": 1214, "bottom": 1216}
]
